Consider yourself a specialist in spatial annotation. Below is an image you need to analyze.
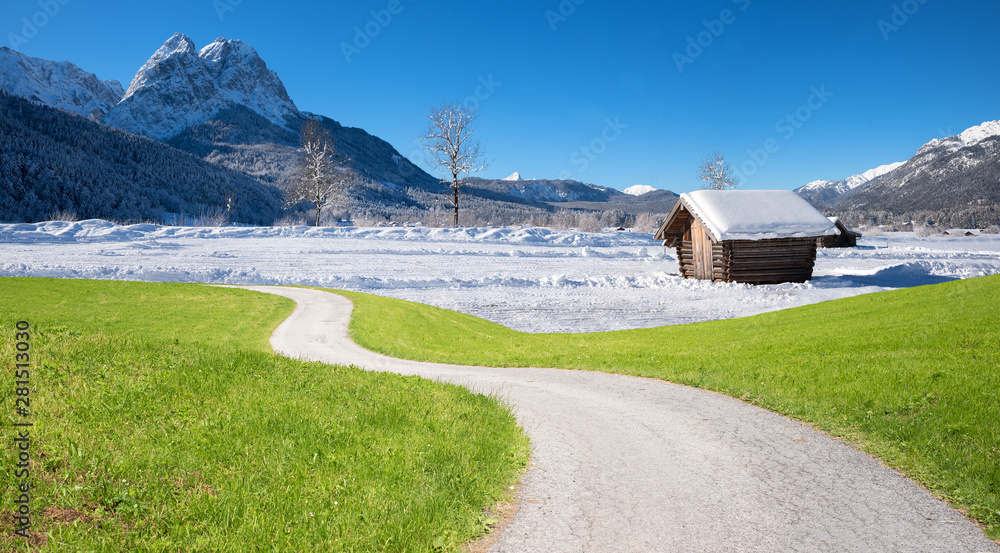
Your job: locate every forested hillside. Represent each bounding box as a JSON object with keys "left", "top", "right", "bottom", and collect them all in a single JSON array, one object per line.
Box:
[{"left": 0, "top": 91, "right": 283, "bottom": 224}]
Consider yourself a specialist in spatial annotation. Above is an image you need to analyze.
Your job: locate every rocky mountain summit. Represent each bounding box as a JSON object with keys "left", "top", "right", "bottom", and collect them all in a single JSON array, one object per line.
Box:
[
  {"left": 104, "top": 34, "right": 299, "bottom": 139},
  {"left": 0, "top": 46, "right": 123, "bottom": 120}
]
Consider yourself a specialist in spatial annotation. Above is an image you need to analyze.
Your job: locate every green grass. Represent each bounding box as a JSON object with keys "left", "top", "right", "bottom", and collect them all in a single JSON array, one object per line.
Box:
[
  {"left": 0, "top": 278, "right": 529, "bottom": 552},
  {"left": 338, "top": 275, "right": 1000, "bottom": 540}
]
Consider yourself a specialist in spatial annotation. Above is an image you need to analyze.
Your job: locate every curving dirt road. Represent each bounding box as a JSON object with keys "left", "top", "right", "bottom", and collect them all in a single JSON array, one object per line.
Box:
[{"left": 242, "top": 286, "right": 998, "bottom": 553}]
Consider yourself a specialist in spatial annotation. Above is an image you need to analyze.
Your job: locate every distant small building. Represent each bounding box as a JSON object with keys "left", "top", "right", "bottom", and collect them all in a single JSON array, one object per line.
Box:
[
  {"left": 655, "top": 190, "right": 838, "bottom": 285},
  {"left": 820, "top": 217, "right": 862, "bottom": 248}
]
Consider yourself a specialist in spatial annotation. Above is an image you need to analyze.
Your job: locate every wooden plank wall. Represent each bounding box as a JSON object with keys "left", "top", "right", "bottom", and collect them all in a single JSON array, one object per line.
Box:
[
  {"left": 724, "top": 238, "right": 818, "bottom": 284},
  {"left": 820, "top": 234, "right": 857, "bottom": 248},
  {"left": 676, "top": 239, "right": 724, "bottom": 281},
  {"left": 679, "top": 237, "right": 818, "bottom": 284}
]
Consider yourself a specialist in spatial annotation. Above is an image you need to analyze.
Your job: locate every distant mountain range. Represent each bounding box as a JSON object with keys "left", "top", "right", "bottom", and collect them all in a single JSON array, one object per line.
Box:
[
  {"left": 0, "top": 35, "right": 676, "bottom": 225},
  {"left": 795, "top": 121, "right": 1000, "bottom": 227},
  {"left": 460, "top": 177, "right": 678, "bottom": 215},
  {"left": 9, "top": 33, "right": 992, "bottom": 228},
  {"left": 795, "top": 162, "right": 905, "bottom": 206}
]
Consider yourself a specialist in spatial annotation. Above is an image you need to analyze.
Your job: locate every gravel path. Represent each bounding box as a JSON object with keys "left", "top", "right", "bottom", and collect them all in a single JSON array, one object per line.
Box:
[{"left": 242, "top": 285, "right": 998, "bottom": 553}]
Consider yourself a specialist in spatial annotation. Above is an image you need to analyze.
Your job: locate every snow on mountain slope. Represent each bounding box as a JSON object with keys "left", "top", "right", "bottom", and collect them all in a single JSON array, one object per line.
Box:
[
  {"left": 799, "top": 118, "right": 1000, "bottom": 214},
  {"left": 958, "top": 120, "right": 1000, "bottom": 146},
  {"left": 197, "top": 37, "right": 299, "bottom": 127},
  {"left": 799, "top": 179, "right": 833, "bottom": 192},
  {"left": 795, "top": 161, "right": 904, "bottom": 205},
  {"left": 104, "top": 34, "right": 299, "bottom": 139},
  {"left": 623, "top": 185, "right": 657, "bottom": 196},
  {"left": 917, "top": 120, "right": 1000, "bottom": 156},
  {"left": 0, "top": 47, "right": 124, "bottom": 120},
  {"left": 830, "top": 121, "right": 1000, "bottom": 213},
  {"left": 503, "top": 172, "right": 523, "bottom": 181},
  {"left": 842, "top": 162, "right": 906, "bottom": 188}
]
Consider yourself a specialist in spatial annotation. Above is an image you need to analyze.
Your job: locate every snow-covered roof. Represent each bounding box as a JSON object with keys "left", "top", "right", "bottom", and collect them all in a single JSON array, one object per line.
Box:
[
  {"left": 827, "top": 216, "right": 862, "bottom": 237},
  {"left": 679, "top": 190, "right": 837, "bottom": 241}
]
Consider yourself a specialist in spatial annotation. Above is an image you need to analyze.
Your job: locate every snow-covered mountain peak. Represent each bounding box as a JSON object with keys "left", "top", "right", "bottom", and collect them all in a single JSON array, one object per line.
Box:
[
  {"left": 958, "top": 120, "right": 1000, "bottom": 147},
  {"left": 842, "top": 162, "right": 905, "bottom": 189},
  {"left": 120, "top": 33, "right": 205, "bottom": 102},
  {"left": 798, "top": 117, "right": 1000, "bottom": 211},
  {"left": 800, "top": 180, "right": 833, "bottom": 191},
  {"left": 159, "top": 33, "right": 197, "bottom": 59},
  {"left": 622, "top": 185, "right": 657, "bottom": 196},
  {"left": 503, "top": 172, "right": 523, "bottom": 181},
  {"left": 199, "top": 37, "right": 260, "bottom": 67},
  {"left": 918, "top": 120, "right": 1000, "bottom": 156},
  {"left": 0, "top": 46, "right": 124, "bottom": 120},
  {"left": 105, "top": 34, "right": 299, "bottom": 139},
  {"left": 795, "top": 161, "right": 904, "bottom": 205},
  {"left": 196, "top": 36, "right": 297, "bottom": 124}
]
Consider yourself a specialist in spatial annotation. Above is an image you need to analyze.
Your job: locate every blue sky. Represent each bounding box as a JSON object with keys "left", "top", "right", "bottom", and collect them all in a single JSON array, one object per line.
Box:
[{"left": 5, "top": 0, "right": 999, "bottom": 193}]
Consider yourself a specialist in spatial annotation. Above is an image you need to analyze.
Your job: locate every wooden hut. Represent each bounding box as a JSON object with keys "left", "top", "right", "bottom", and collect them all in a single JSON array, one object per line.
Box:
[
  {"left": 819, "top": 217, "right": 862, "bottom": 248},
  {"left": 655, "top": 190, "right": 838, "bottom": 285}
]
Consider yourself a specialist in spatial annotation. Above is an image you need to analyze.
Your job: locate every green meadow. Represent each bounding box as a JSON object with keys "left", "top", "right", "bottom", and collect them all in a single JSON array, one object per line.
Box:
[
  {"left": 3, "top": 274, "right": 998, "bottom": 548},
  {"left": 0, "top": 278, "right": 529, "bottom": 552},
  {"left": 338, "top": 274, "right": 1000, "bottom": 540}
]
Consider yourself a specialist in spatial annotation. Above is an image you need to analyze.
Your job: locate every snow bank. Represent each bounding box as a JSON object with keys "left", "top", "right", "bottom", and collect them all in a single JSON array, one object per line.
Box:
[
  {"left": 1, "top": 221, "right": 997, "bottom": 333},
  {"left": 0, "top": 220, "right": 656, "bottom": 247}
]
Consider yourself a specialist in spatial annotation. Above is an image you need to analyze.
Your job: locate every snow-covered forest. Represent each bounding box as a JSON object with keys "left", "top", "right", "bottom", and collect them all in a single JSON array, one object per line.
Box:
[{"left": 0, "top": 91, "right": 283, "bottom": 224}]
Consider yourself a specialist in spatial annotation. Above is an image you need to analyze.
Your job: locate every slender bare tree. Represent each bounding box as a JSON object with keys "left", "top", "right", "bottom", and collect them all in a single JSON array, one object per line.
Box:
[
  {"left": 418, "top": 102, "right": 492, "bottom": 226},
  {"left": 223, "top": 190, "right": 237, "bottom": 227},
  {"left": 698, "top": 152, "right": 738, "bottom": 190},
  {"left": 286, "top": 118, "right": 354, "bottom": 226}
]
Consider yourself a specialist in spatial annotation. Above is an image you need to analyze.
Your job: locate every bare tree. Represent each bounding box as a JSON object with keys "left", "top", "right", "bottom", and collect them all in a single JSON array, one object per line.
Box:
[
  {"left": 698, "top": 152, "right": 738, "bottom": 190},
  {"left": 418, "top": 102, "right": 492, "bottom": 226},
  {"left": 223, "top": 190, "right": 237, "bottom": 227},
  {"left": 286, "top": 118, "right": 354, "bottom": 226}
]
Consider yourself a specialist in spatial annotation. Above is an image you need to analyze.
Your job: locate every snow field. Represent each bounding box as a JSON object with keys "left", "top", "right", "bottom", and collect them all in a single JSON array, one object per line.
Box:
[{"left": 2, "top": 220, "right": 998, "bottom": 333}]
